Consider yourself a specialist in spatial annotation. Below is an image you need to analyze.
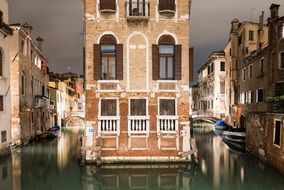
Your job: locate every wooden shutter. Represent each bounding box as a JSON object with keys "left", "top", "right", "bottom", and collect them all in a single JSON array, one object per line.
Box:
[
  {"left": 0, "top": 96, "right": 3, "bottom": 111},
  {"left": 152, "top": 45, "right": 159, "bottom": 80},
  {"left": 116, "top": 44, "right": 123, "bottom": 80},
  {"left": 174, "top": 45, "right": 182, "bottom": 80},
  {"left": 159, "top": 0, "right": 175, "bottom": 11},
  {"left": 93, "top": 44, "right": 101, "bottom": 80},
  {"left": 100, "top": 0, "right": 116, "bottom": 11},
  {"left": 189, "top": 48, "right": 194, "bottom": 83}
]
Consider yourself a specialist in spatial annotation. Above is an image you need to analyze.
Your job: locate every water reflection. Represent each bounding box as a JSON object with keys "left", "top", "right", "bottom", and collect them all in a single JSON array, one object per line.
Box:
[{"left": 1, "top": 124, "right": 284, "bottom": 190}]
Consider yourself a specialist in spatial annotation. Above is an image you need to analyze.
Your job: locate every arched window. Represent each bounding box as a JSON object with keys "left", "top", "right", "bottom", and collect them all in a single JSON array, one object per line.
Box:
[
  {"left": 0, "top": 50, "right": 3, "bottom": 76},
  {"left": 152, "top": 35, "right": 181, "bottom": 80},
  {"left": 158, "top": 35, "right": 175, "bottom": 79},
  {"left": 93, "top": 35, "right": 123, "bottom": 80}
]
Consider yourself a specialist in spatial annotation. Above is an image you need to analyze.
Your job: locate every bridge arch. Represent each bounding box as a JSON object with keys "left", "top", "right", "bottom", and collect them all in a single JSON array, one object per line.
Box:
[{"left": 63, "top": 116, "right": 85, "bottom": 127}]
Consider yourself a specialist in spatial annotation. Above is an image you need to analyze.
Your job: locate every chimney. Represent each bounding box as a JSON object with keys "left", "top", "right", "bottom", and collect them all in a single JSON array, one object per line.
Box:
[
  {"left": 36, "top": 36, "right": 44, "bottom": 51},
  {"left": 270, "top": 4, "right": 280, "bottom": 19},
  {"left": 257, "top": 11, "right": 264, "bottom": 50},
  {"left": 230, "top": 19, "right": 240, "bottom": 33},
  {"left": 22, "top": 23, "right": 33, "bottom": 36}
]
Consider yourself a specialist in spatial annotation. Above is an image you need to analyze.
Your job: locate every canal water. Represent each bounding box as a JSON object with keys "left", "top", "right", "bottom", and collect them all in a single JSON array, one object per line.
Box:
[{"left": 0, "top": 123, "right": 284, "bottom": 190}]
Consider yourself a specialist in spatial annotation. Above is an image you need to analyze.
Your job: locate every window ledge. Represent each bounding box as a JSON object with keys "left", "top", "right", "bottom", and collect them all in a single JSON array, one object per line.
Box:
[
  {"left": 100, "top": 9, "right": 116, "bottom": 13},
  {"left": 157, "top": 80, "right": 178, "bottom": 83},
  {"left": 159, "top": 10, "right": 176, "bottom": 14},
  {"left": 97, "top": 80, "right": 120, "bottom": 83},
  {"left": 273, "top": 144, "right": 281, "bottom": 149},
  {"left": 126, "top": 16, "right": 150, "bottom": 21}
]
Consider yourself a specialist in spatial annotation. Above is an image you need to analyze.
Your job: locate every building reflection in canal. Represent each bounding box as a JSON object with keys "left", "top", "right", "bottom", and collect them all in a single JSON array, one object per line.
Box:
[{"left": 1, "top": 123, "right": 284, "bottom": 190}]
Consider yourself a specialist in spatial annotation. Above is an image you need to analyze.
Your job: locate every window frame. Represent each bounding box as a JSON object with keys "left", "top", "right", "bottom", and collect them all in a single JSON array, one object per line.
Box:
[
  {"left": 279, "top": 51, "right": 284, "bottom": 70},
  {"left": 158, "top": 0, "right": 176, "bottom": 13},
  {"left": 128, "top": 97, "right": 148, "bottom": 116},
  {"left": 220, "top": 61, "right": 225, "bottom": 72},
  {"left": 1, "top": 130, "right": 7, "bottom": 143},
  {"left": 242, "top": 68, "right": 246, "bottom": 81},
  {"left": 249, "top": 65, "right": 252, "bottom": 78},
  {"left": 158, "top": 35, "right": 176, "bottom": 80},
  {"left": 99, "top": 0, "right": 116, "bottom": 12},
  {"left": 158, "top": 97, "right": 177, "bottom": 116},
  {"left": 249, "top": 30, "right": 254, "bottom": 41},
  {"left": 21, "top": 71, "right": 26, "bottom": 95},
  {"left": 100, "top": 35, "right": 118, "bottom": 80},
  {"left": 99, "top": 98, "right": 119, "bottom": 117},
  {"left": 273, "top": 119, "right": 282, "bottom": 148},
  {"left": 0, "top": 96, "right": 3, "bottom": 111},
  {"left": 256, "top": 88, "right": 264, "bottom": 103}
]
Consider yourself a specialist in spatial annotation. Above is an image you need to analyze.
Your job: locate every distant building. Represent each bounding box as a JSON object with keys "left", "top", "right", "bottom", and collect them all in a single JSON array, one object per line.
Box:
[
  {"left": 83, "top": 0, "right": 193, "bottom": 164},
  {"left": 9, "top": 23, "right": 50, "bottom": 146},
  {"left": 197, "top": 51, "right": 226, "bottom": 118},
  {"left": 189, "top": 83, "right": 199, "bottom": 116},
  {"left": 0, "top": 0, "right": 13, "bottom": 157},
  {"left": 49, "top": 72, "right": 85, "bottom": 127},
  {"left": 224, "top": 15, "right": 268, "bottom": 127}
]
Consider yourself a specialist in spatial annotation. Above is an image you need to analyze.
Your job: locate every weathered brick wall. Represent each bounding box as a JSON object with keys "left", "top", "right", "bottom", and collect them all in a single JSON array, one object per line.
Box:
[{"left": 84, "top": 0, "right": 191, "bottom": 159}]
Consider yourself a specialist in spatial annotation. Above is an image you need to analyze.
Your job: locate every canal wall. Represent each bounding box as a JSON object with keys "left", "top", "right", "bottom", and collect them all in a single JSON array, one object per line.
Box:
[{"left": 246, "top": 113, "right": 284, "bottom": 173}]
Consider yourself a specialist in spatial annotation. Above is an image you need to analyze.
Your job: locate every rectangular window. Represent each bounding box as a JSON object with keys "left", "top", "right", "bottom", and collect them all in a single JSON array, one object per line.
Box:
[
  {"left": 249, "top": 30, "right": 254, "bottom": 41},
  {"left": 243, "top": 68, "right": 246, "bottom": 81},
  {"left": 220, "top": 81, "right": 225, "bottom": 94},
  {"left": 127, "top": 0, "right": 150, "bottom": 17},
  {"left": 247, "top": 91, "right": 252, "bottom": 103},
  {"left": 130, "top": 99, "right": 146, "bottom": 116},
  {"left": 282, "top": 24, "right": 284, "bottom": 38},
  {"left": 159, "top": 45, "right": 174, "bottom": 80},
  {"left": 21, "top": 72, "right": 25, "bottom": 95},
  {"left": 260, "top": 59, "right": 264, "bottom": 73},
  {"left": 238, "top": 35, "right": 242, "bottom": 45},
  {"left": 249, "top": 65, "right": 252, "bottom": 78},
  {"left": 0, "top": 96, "right": 3, "bottom": 111},
  {"left": 101, "top": 45, "right": 116, "bottom": 80},
  {"left": 159, "top": 99, "right": 175, "bottom": 115},
  {"left": 280, "top": 52, "right": 284, "bottom": 69},
  {"left": 101, "top": 99, "right": 117, "bottom": 116},
  {"left": 274, "top": 120, "right": 282, "bottom": 147},
  {"left": 99, "top": 0, "right": 116, "bottom": 11},
  {"left": 2, "top": 166, "right": 7, "bottom": 180},
  {"left": 159, "top": 0, "right": 176, "bottom": 12},
  {"left": 1, "top": 131, "right": 7, "bottom": 143},
  {"left": 220, "top": 61, "right": 225, "bottom": 71},
  {"left": 275, "top": 82, "right": 284, "bottom": 96},
  {"left": 256, "top": 89, "right": 264, "bottom": 102}
]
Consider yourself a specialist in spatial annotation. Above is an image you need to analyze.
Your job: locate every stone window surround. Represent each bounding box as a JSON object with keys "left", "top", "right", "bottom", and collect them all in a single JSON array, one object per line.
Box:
[
  {"left": 273, "top": 118, "right": 282, "bottom": 148},
  {"left": 157, "top": 97, "right": 177, "bottom": 116},
  {"left": 278, "top": 51, "right": 284, "bottom": 70},
  {"left": 98, "top": 97, "right": 120, "bottom": 117},
  {"left": 256, "top": 88, "right": 264, "bottom": 103}
]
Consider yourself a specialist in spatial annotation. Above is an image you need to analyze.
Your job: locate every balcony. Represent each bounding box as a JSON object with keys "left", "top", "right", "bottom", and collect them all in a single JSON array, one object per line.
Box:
[
  {"left": 126, "top": 1, "right": 150, "bottom": 21},
  {"left": 128, "top": 116, "right": 150, "bottom": 135},
  {"left": 157, "top": 116, "right": 178, "bottom": 134},
  {"left": 98, "top": 116, "right": 120, "bottom": 135},
  {"left": 267, "top": 97, "right": 284, "bottom": 113}
]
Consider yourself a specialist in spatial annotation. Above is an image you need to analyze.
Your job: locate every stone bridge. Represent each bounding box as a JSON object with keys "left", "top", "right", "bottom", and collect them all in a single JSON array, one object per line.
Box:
[
  {"left": 192, "top": 115, "right": 221, "bottom": 124},
  {"left": 63, "top": 111, "right": 85, "bottom": 127}
]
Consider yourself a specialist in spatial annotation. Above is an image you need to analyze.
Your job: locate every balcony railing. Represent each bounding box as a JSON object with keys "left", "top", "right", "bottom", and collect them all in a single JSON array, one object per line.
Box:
[
  {"left": 126, "top": 1, "right": 150, "bottom": 21},
  {"left": 128, "top": 116, "right": 150, "bottom": 134},
  {"left": 98, "top": 116, "right": 120, "bottom": 135},
  {"left": 157, "top": 116, "right": 178, "bottom": 134}
]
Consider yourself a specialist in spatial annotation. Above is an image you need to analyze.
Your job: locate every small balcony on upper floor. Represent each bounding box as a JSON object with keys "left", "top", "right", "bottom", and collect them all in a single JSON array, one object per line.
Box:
[{"left": 126, "top": 0, "right": 150, "bottom": 22}]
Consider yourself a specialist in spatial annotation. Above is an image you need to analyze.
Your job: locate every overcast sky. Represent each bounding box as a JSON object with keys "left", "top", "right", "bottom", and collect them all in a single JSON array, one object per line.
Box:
[{"left": 9, "top": 0, "right": 284, "bottom": 78}]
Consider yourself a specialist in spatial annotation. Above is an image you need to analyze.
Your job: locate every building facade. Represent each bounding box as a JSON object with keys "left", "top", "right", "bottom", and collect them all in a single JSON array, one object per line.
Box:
[
  {"left": 9, "top": 24, "right": 50, "bottom": 146},
  {"left": 224, "top": 15, "right": 269, "bottom": 127},
  {"left": 83, "top": 0, "right": 193, "bottom": 163},
  {"left": 242, "top": 4, "right": 284, "bottom": 173},
  {"left": 49, "top": 73, "right": 85, "bottom": 127},
  {"left": 0, "top": 0, "right": 13, "bottom": 157},
  {"left": 197, "top": 51, "right": 226, "bottom": 118}
]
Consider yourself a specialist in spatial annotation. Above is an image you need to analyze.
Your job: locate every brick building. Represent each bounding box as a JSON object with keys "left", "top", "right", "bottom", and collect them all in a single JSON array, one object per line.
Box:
[
  {"left": 241, "top": 4, "right": 284, "bottom": 173},
  {"left": 0, "top": 0, "right": 13, "bottom": 157},
  {"left": 83, "top": 0, "right": 193, "bottom": 163},
  {"left": 9, "top": 24, "right": 50, "bottom": 146},
  {"left": 224, "top": 14, "right": 268, "bottom": 127}
]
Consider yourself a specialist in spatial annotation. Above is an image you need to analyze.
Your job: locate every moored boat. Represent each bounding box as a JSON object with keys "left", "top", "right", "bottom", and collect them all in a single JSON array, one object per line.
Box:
[
  {"left": 214, "top": 120, "right": 228, "bottom": 130},
  {"left": 222, "top": 128, "right": 246, "bottom": 144}
]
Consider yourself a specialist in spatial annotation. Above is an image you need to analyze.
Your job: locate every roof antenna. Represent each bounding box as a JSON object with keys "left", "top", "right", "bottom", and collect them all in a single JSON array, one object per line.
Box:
[{"left": 250, "top": 7, "right": 256, "bottom": 21}]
